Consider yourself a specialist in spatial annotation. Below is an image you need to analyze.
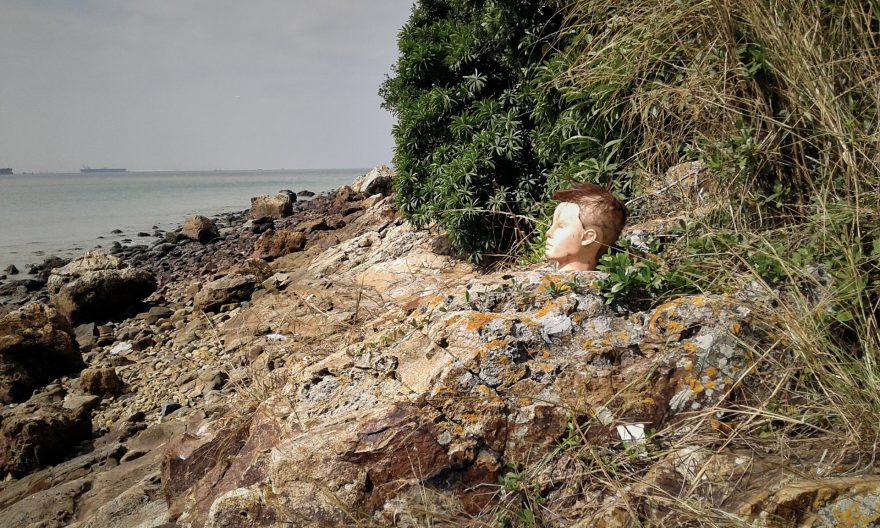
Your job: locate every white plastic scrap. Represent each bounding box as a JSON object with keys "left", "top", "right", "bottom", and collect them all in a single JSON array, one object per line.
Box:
[
  {"left": 109, "top": 342, "right": 133, "bottom": 355},
  {"left": 616, "top": 424, "right": 646, "bottom": 446},
  {"left": 265, "top": 334, "right": 288, "bottom": 342}
]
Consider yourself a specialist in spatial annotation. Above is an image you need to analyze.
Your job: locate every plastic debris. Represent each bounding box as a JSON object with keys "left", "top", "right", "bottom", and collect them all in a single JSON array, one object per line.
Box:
[{"left": 109, "top": 342, "right": 133, "bottom": 355}]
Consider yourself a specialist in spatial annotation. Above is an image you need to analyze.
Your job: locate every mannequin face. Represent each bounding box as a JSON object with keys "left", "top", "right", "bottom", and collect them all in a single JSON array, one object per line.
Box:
[{"left": 545, "top": 202, "right": 599, "bottom": 271}]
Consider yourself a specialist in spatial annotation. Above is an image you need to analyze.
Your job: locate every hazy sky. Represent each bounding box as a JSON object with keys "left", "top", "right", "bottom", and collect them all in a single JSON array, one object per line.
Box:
[{"left": 0, "top": 1, "right": 414, "bottom": 172}]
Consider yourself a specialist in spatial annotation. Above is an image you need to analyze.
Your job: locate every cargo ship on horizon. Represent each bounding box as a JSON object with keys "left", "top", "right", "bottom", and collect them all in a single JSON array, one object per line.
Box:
[
  {"left": 0, "top": 168, "right": 12, "bottom": 175},
  {"left": 81, "top": 167, "right": 127, "bottom": 173}
]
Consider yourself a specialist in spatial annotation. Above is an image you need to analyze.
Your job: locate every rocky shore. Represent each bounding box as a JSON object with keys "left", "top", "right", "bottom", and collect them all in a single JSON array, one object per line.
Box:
[{"left": 0, "top": 165, "right": 878, "bottom": 527}]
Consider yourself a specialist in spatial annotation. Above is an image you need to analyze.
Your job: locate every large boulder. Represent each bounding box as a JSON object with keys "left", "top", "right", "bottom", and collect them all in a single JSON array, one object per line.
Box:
[
  {"left": 0, "top": 303, "right": 83, "bottom": 403},
  {"left": 253, "top": 230, "right": 307, "bottom": 260},
  {"left": 194, "top": 274, "right": 258, "bottom": 312},
  {"left": 351, "top": 164, "right": 394, "bottom": 196},
  {"left": 249, "top": 193, "right": 294, "bottom": 221},
  {"left": 0, "top": 388, "right": 95, "bottom": 476},
  {"left": 181, "top": 215, "right": 219, "bottom": 243},
  {"left": 47, "top": 251, "right": 157, "bottom": 324}
]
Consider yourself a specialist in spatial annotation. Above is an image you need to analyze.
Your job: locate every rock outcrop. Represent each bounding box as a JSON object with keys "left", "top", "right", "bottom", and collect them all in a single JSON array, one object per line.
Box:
[
  {"left": 161, "top": 265, "right": 759, "bottom": 526},
  {"left": 47, "top": 251, "right": 157, "bottom": 324},
  {"left": 0, "top": 303, "right": 83, "bottom": 403},
  {"left": 249, "top": 193, "right": 294, "bottom": 221},
  {"left": 181, "top": 215, "right": 220, "bottom": 243}
]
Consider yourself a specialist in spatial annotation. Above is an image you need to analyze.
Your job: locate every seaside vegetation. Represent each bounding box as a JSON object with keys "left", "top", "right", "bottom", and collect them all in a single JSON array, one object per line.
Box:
[{"left": 384, "top": 0, "right": 880, "bottom": 524}]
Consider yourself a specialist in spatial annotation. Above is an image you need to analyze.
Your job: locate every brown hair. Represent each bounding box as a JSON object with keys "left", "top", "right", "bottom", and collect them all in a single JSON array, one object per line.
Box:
[{"left": 552, "top": 183, "right": 628, "bottom": 249}]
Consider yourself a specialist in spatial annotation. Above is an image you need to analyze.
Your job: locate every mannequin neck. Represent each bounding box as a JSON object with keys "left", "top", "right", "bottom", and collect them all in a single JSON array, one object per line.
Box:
[{"left": 554, "top": 253, "right": 598, "bottom": 272}]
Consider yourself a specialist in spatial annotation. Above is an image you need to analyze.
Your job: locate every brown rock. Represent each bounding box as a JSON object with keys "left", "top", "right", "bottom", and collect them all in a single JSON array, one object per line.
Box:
[
  {"left": 249, "top": 193, "right": 293, "bottom": 221},
  {"left": 0, "top": 391, "right": 93, "bottom": 476},
  {"left": 234, "top": 258, "right": 273, "bottom": 282},
  {"left": 79, "top": 367, "right": 124, "bottom": 396},
  {"left": 333, "top": 185, "right": 357, "bottom": 205},
  {"left": 253, "top": 230, "right": 306, "bottom": 260},
  {"left": 74, "top": 322, "right": 97, "bottom": 352},
  {"left": 0, "top": 303, "right": 83, "bottom": 404},
  {"left": 297, "top": 217, "right": 329, "bottom": 233},
  {"left": 326, "top": 214, "right": 346, "bottom": 230},
  {"left": 181, "top": 215, "right": 219, "bottom": 243},
  {"left": 47, "top": 251, "right": 157, "bottom": 324},
  {"left": 194, "top": 274, "right": 258, "bottom": 312}
]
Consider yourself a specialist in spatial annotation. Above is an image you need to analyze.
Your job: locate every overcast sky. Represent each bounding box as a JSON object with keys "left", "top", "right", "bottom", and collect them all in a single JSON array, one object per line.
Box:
[{"left": 0, "top": 1, "right": 414, "bottom": 172}]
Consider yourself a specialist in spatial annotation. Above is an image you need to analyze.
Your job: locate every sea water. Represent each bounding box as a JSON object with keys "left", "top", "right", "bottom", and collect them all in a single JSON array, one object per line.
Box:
[{"left": 0, "top": 168, "right": 367, "bottom": 272}]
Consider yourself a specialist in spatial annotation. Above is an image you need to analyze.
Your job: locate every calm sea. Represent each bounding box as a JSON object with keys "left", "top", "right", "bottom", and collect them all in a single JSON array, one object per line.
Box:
[{"left": 0, "top": 168, "right": 367, "bottom": 273}]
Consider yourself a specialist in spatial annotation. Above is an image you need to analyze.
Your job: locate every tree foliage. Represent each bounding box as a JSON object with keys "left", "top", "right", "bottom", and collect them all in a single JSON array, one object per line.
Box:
[{"left": 381, "top": 0, "right": 565, "bottom": 262}]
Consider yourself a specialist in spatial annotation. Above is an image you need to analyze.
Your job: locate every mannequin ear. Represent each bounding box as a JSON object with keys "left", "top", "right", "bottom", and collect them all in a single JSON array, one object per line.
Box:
[{"left": 581, "top": 228, "right": 598, "bottom": 246}]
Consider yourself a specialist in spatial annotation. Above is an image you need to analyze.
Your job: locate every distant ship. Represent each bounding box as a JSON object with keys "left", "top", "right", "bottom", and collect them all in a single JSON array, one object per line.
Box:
[
  {"left": 0, "top": 168, "right": 11, "bottom": 175},
  {"left": 81, "top": 167, "right": 127, "bottom": 173}
]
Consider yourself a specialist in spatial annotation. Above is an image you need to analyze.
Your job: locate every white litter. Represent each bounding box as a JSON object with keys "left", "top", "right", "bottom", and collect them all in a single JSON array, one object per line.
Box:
[
  {"left": 266, "top": 334, "right": 288, "bottom": 342},
  {"left": 616, "top": 424, "right": 646, "bottom": 446},
  {"left": 109, "top": 342, "right": 132, "bottom": 355}
]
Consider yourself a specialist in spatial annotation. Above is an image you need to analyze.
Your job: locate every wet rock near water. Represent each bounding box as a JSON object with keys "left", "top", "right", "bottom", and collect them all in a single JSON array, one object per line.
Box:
[{"left": 26, "top": 256, "right": 70, "bottom": 281}]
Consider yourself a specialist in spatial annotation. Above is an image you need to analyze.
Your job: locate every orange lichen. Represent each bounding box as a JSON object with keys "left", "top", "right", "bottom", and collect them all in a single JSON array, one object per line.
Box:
[
  {"left": 691, "top": 296, "right": 709, "bottom": 307},
  {"left": 485, "top": 339, "right": 510, "bottom": 351},
  {"left": 704, "top": 380, "right": 716, "bottom": 390},
  {"left": 466, "top": 313, "right": 497, "bottom": 332},
  {"left": 682, "top": 342, "right": 697, "bottom": 354},
  {"left": 535, "top": 301, "right": 556, "bottom": 318},
  {"left": 730, "top": 322, "right": 742, "bottom": 335},
  {"left": 665, "top": 320, "right": 685, "bottom": 334},
  {"left": 705, "top": 367, "right": 718, "bottom": 377}
]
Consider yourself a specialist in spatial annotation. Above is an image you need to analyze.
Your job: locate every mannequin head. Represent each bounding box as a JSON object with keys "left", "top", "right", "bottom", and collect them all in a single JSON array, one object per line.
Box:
[{"left": 545, "top": 183, "right": 627, "bottom": 271}]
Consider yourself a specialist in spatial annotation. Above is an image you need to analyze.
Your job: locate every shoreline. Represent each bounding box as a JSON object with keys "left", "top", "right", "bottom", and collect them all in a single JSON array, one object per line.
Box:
[
  {"left": 0, "top": 168, "right": 367, "bottom": 277},
  {"left": 0, "top": 189, "right": 337, "bottom": 307}
]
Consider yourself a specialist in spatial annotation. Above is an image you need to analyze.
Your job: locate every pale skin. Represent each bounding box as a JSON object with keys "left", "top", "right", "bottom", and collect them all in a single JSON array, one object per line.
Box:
[{"left": 545, "top": 202, "right": 604, "bottom": 271}]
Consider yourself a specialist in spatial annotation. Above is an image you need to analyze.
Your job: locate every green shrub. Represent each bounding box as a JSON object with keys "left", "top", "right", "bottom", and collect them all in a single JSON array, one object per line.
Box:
[{"left": 381, "top": 0, "right": 567, "bottom": 262}]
